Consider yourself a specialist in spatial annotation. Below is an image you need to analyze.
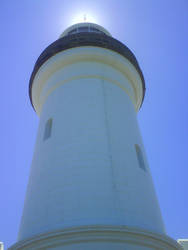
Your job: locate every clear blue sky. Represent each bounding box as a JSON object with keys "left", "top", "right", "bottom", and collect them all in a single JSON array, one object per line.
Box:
[{"left": 1, "top": 0, "right": 188, "bottom": 248}]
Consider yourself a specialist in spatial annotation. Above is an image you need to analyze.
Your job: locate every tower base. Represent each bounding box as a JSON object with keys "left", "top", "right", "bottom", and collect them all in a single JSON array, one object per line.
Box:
[{"left": 9, "top": 225, "right": 181, "bottom": 250}]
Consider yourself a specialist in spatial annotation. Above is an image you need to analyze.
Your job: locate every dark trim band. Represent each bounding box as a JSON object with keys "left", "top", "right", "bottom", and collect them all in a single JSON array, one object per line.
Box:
[{"left": 29, "top": 33, "right": 145, "bottom": 110}]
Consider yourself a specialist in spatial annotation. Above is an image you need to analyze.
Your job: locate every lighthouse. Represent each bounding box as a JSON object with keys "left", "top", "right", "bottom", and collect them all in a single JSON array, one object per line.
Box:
[{"left": 9, "top": 22, "right": 181, "bottom": 249}]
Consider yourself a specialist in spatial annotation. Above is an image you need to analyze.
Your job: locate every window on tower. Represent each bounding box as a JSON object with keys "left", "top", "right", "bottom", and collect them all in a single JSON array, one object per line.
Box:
[
  {"left": 68, "top": 29, "right": 77, "bottom": 35},
  {"left": 43, "top": 118, "right": 52, "bottom": 141},
  {"left": 135, "top": 144, "right": 146, "bottom": 171},
  {"left": 90, "top": 27, "right": 105, "bottom": 34},
  {"left": 78, "top": 26, "right": 89, "bottom": 32},
  {"left": 90, "top": 27, "right": 99, "bottom": 32},
  {"left": 67, "top": 26, "right": 107, "bottom": 36}
]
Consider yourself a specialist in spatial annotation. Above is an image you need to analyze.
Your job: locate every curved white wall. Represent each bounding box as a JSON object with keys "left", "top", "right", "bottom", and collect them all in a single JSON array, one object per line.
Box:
[{"left": 18, "top": 48, "right": 166, "bottom": 244}]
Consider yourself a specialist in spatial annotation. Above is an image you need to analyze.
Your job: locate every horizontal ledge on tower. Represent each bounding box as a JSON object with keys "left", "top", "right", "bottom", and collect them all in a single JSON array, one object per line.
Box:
[{"left": 9, "top": 225, "right": 181, "bottom": 250}]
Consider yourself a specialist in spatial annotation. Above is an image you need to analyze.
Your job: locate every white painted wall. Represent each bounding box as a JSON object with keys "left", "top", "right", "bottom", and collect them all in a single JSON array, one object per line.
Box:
[
  {"left": 14, "top": 47, "right": 181, "bottom": 249},
  {"left": 178, "top": 239, "right": 188, "bottom": 250}
]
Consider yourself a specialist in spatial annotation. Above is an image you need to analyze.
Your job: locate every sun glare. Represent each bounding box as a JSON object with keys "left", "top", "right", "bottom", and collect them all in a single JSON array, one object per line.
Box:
[{"left": 70, "top": 13, "right": 98, "bottom": 25}]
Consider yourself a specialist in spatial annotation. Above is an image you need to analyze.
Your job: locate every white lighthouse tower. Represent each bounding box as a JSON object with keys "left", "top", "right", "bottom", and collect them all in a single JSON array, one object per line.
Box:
[{"left": 9, "top": 23, "right": 181, "bottom": 249}]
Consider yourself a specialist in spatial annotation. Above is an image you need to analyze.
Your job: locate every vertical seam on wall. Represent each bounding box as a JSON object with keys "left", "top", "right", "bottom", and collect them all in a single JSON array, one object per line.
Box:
[{"left": 101, "top": 79, "right": 119, "bottom": 211}]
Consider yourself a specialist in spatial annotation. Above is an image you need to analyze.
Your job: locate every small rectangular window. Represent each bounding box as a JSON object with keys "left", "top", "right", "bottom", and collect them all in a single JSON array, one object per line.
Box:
[
  {"left": 68, "top": 29, "right": 77, "bottom": 35},
  {"left": 90, "top": 27, "right": 99, "bottom": 32},
  {"left": 135, "top": 144, "right": 146, "bottom": 171},
  {"left": 78, "top": 27, "right": 89, "bottom": 32},
  {"left": 43, "top": 118, "right": 52, "bottom": 141}
]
